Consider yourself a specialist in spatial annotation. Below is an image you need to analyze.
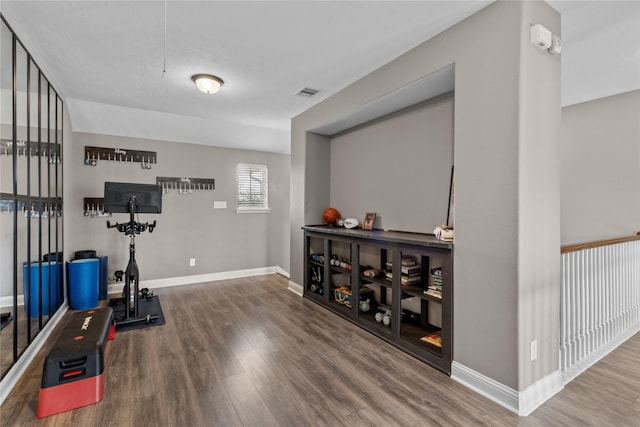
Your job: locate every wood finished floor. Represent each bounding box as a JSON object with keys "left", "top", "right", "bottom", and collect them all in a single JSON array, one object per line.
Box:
[
  {"left": 1, "top": 307, "right": 56, "bottom": 379},
  {"left": 1, "top": 274, "right": 638, "bottom": 426}
]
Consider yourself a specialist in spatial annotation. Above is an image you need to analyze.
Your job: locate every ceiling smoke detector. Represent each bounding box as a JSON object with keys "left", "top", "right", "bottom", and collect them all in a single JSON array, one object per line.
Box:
[{"left": 296, "top": 87, "right": 319, "bottom": 97}]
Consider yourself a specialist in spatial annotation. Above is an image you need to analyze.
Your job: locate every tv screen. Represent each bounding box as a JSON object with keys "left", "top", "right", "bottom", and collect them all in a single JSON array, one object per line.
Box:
[{"left": 104, "top": 182, "right": 162, "bottom": 214}]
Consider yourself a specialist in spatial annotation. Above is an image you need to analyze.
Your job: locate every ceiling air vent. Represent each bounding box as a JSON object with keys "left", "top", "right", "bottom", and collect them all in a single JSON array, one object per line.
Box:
[{"left": 296, "top": 87, "right": 319, "bottom": 97}]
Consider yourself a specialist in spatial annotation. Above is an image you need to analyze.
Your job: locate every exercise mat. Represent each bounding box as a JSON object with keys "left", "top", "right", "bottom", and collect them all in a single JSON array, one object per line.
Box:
[{"left": 109, "top": 295, "right": 166, "bottom": 332}]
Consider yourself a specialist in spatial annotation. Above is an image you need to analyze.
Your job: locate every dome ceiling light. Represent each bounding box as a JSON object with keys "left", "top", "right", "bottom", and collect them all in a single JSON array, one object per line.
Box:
[{"left": 191, "top": 74, "right": 224, "bottom": 94}]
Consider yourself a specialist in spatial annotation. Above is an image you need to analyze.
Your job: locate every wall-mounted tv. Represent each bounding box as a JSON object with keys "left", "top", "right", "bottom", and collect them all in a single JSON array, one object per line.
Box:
[{"left": 104, "top": 182, "right": 162, "bottom": 214}]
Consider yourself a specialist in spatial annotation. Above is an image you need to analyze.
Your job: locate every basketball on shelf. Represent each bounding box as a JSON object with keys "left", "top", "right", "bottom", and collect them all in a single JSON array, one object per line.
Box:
[{"left": 322, "top": 207, "right": 341, "bottom": 225}]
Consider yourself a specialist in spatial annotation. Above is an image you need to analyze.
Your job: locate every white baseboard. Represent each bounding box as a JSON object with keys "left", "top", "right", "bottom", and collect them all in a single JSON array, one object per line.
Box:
[
  {"left": 519, "top": 370, "right": 563, "bottom": 416},
  {"left": 275, "top": 265, "right": 290, "bottom": 278},
  {"left": 0, "top": 295, "right": 24, "bottom": 311},
  {"left": 107, "top": 266, "right": 290, "bottom": 295},
  {"left": 287, "top": 280, "right": 303, "bottom": 297},
  {"left": 451, "top": 362, "right": 563, "bottom": 416},
  {"left": 4, "top": 267, "right": 292, "bottom": 307},
  {"left": 0, "top": 303, "right": 68, "bottom": 406},
  {"left": 451, "top": 362, "right": 520, "bottom": 414}
]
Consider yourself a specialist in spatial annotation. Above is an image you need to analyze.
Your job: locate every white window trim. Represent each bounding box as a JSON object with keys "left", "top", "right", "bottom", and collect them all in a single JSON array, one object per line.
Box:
[
  {"left": 235, "top": 207, "right": 272, "bottom": 214},
  {"left": 236, "top": 163, "right": 270, "bottom": 213}
]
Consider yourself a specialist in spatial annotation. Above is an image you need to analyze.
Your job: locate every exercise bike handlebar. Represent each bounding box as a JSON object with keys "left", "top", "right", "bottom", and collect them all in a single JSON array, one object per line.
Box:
[{"left": 106, "top": 219, "right": 157, "bottom": 235}]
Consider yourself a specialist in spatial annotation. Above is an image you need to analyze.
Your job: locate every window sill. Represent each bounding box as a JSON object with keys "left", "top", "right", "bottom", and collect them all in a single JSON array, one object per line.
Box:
[{"left": 235, "top": 208, "right": 271, "bottom": 214}]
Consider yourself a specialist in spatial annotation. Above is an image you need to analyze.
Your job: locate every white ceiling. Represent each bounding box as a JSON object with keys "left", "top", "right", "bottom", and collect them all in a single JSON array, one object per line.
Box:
[{"left": 1, "top": 1, "right": 638, "bottom": 154}]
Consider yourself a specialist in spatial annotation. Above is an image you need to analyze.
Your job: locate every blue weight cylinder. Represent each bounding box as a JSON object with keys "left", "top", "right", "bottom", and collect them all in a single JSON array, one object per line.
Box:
[
  {"left": 67, "top": 258, "right": 99, "bottom": 310},
  {"left": 23, "top": 261, "right": 62, "bottom": 317},
  {"left": 98, "top": 256, "right": 108, "bottom": 300}
]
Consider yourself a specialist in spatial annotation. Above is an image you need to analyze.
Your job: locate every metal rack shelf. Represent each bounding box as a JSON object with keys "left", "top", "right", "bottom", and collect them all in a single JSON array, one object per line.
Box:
[
  {"left": 83, "top": 197, "right": 111, "bottom": 217},
  {"left": 84, "top": 146, "right": 156, "bottom": 168},
  {"left": 156, "top": 177, "right": 215, "bottom": 194},
  {"left": 1, "top": 139, "right": 61, "bottom": 163}
]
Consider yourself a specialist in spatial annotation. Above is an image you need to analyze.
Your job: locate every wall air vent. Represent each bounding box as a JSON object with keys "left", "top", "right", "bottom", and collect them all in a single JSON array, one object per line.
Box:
[{"left": 296, "top": 87, "right": 319, "bottom": 97}]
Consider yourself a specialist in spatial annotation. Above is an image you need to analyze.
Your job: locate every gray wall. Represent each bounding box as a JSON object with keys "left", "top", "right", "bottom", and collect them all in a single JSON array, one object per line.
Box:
[
  {"left": 65, "top": 132, "right": 290, "bottom": 282},
  {"left": 329, "top": 95, "right": 454, "bottom": 232},
  {"left": 516, "top": 2, "right": 561, "bottom": 388},
  {"left": 561, "top": 90, "right": 640, "bottom": 244},
  {"left": 291, "top": 1, "right": 560, "bottom": 391}
]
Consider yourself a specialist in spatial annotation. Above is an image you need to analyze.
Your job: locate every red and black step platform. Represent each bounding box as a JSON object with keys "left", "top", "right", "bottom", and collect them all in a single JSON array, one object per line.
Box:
[{"left": 37, "top": 307, "right": 114, "bottom": 418}]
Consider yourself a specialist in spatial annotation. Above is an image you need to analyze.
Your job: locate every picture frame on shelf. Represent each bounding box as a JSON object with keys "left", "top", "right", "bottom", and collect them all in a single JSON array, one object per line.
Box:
[{"left": 362, "top": 212, "right": 376, "bottom": 230}]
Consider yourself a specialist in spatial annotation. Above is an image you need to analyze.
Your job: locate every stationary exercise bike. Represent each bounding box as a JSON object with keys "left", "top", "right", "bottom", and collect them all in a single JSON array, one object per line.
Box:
[
  {"left": 104, "top": 182, "right": 163, "bottom": 330},
  {"left": 106, "top": 201, "right": 157, "bottom": 326}
]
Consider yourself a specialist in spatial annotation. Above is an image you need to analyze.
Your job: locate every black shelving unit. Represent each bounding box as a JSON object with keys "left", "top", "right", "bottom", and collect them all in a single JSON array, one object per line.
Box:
[{"left": 303, "top": 225, "right": 453, "bottom": 375}]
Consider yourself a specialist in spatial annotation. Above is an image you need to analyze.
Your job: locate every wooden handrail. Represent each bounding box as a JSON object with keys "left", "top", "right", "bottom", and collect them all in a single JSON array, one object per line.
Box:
[{"left": 561, "top": 233, "right": 640, "bottom": 254}]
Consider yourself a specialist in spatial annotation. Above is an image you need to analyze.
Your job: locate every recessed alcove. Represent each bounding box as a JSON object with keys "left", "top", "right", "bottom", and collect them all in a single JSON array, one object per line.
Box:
[{"left": 305, "top": 64, "right": 455, "bottom": 233}]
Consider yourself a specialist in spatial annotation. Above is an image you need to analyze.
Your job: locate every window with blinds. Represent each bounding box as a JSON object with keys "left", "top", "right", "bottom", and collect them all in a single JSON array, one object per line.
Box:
[{"left": 236, "top": 163, "right": 269, "bottom": 211}]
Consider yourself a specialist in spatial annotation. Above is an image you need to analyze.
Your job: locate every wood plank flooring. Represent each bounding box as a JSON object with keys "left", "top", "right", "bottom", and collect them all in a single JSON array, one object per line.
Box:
[
  {"left": 1, "top": 307, "right": 56, "bottom": 379},
  {"left": 1, "top": 274, "right": 638, "bottom": 426}
]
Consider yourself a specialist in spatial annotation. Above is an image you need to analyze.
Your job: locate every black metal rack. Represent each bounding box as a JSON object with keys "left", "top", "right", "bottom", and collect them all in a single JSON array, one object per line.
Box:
[
  {"left": 156, "top": 176, "right": 215, "bottom": 193},
  {"left": 0, "top": 139, "right": 61, "bottom": 162},
  {"left": 82, "top": 197, "right": 110, "bottom": 217},
  {"left": 0, "top": 14, "right": 65, "bottom": 380},
  {"left": 84, "top": 146, "right": 157, "bottom": 168}
]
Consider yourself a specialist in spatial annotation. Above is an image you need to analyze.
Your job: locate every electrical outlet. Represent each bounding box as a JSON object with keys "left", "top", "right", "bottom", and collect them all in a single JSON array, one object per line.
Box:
[
  {"left": 189, "top": 258, "right": 196, "bottom": 267},
  {"left": 530, "top": 339, "right": 537, "bottom": 361}
]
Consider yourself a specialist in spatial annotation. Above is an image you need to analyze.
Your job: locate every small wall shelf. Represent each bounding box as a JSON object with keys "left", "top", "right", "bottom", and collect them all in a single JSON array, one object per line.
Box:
[
  {"left": 1, "top": 139, "right": 61, "bottom": 163},
  {"left": 84, "top": 146, "right": 157, "bottom": 168},
  {"left": 83, "top": 197, "right": 110, "bottom": 217},
  {"left": 156, "top": 177, "right": 215, "bottom": 194},
  {"left": 0, "top": 199, "right": 62, "bottom": 217}
]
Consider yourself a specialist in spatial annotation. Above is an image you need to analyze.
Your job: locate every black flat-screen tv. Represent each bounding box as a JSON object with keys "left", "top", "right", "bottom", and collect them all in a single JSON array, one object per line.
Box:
[{"left": 104, "top": 182, "right": 162, "bottom": 214}]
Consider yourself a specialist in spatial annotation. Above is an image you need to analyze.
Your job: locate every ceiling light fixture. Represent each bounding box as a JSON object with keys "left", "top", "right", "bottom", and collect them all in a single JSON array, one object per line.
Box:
[{"left": 191, "top": 74, "right": 224, "bottom": 94}]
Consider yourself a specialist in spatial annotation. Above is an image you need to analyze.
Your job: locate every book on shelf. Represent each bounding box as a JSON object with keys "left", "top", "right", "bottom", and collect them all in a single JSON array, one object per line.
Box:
[
  {"left": 385, "top": 272, "right": 422, "bottom": 285},
  {"left": 402, "top": 256, "right": 418, "bottom": 268},
  {"left": 388, "top": 256, "right": 418, "bottom": 269},
  {"left": 430, "top": 267, "right": 443, "bottom": 289},
  {"left": 401, "top": 265, "right": 422, "bottom": 275},
  {"left": 386, "top": 274, "right": 422, "bottom": 286},
  {"left": 386, "top": 261, "right": 421, "bottom": 274},
  {"left": 400, "top": 275, "right": 422, "bottom": 286},
  {"left": 420, "top": 331, "right": 442, "bottom": 347},
  {"left": 385, "top": 257, "right": 423, "bottom": 285},
  {"left": 424, "top": 288, "right": 442, "bottom": 299}
]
